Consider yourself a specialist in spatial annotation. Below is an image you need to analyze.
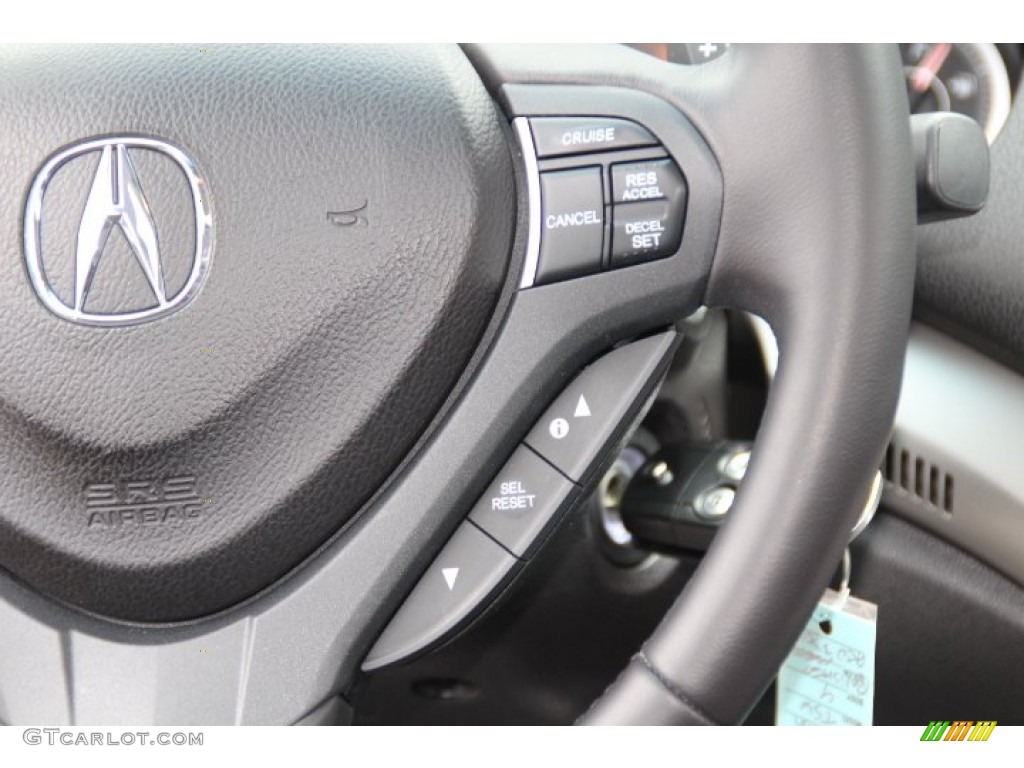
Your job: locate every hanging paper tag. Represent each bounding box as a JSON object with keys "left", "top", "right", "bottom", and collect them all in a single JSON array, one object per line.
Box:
[{"left": 776, "top": 588, "right": 877, "bottom": 726}]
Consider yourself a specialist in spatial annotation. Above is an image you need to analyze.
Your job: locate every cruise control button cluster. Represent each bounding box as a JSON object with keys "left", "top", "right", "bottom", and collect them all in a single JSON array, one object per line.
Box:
[{"left": 526, "top": 117, "right": 689, "bottom": 286}]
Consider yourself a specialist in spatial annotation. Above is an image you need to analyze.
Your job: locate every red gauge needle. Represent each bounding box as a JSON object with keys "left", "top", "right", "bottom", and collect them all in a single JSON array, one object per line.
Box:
[{"left": 910, "top": 43, "right": 952, "bottom": 93}]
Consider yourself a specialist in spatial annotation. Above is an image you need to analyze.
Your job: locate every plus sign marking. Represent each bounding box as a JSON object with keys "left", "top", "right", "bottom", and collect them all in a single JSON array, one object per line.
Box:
[{"left": 697, "top": 43, "right": 718, "bottom": 59}]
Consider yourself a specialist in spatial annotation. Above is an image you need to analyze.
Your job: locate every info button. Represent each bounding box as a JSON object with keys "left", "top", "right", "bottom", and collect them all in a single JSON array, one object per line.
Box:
[{"left": 469, "top": 446, "right": 574, "bottom": 558}]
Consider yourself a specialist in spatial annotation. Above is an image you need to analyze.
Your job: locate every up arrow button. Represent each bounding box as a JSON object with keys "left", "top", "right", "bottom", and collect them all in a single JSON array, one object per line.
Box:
[{"left": 525, "top": 333, "right": 678, "bottom": 482}]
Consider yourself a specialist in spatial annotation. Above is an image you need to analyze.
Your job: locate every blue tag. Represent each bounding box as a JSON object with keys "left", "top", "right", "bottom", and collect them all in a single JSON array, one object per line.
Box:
[{"left": 776, "top": 588, "right": 877, "bottom": 726}]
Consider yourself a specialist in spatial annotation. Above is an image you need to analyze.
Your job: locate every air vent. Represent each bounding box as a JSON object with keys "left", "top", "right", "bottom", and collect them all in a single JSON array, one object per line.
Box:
[{"left": 883, "top": 442, "right": 954, "bottom": 514}]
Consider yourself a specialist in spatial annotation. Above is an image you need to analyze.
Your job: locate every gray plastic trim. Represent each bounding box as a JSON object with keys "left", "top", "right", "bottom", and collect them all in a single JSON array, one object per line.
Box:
[{"left": 884, "top": 323, "right": 1024, "bottom": 588}]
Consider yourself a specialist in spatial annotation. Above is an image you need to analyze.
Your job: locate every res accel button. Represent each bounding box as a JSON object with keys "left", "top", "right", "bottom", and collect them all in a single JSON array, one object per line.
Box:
[
  {"left": 530, "top": 117, "right": 658, "bottom": 157},
  {"left": 536, "top": 167, "right": 604, "bottom": 284},
  {"left": 468, "top": 446, "right": 575, "bottom": 558},
  {"left": 611, "top": 159, "right": 686, "bottom": 203}
]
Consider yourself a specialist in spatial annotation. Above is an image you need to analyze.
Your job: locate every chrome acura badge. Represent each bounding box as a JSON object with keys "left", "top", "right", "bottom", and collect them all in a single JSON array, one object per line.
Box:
[{"left": 23, "top": 136, "right": 213, "bottom": 327}]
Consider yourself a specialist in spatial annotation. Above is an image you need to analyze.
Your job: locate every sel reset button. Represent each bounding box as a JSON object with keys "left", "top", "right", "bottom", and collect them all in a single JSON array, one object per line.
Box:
[{"left": 468, "top": 446, "right": 574, "bottom": 558}]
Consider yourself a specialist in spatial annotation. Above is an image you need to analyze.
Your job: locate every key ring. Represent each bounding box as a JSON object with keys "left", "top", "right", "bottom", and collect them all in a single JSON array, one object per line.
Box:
[
  {"left": 850, "top": 470, "right": 883, "bottom": 543},
  {"left": 839, "top": 547, "right": 852, "bottom": 600},
  {"left": 837, "top": 470, "right": 883, "bottom": 606}
]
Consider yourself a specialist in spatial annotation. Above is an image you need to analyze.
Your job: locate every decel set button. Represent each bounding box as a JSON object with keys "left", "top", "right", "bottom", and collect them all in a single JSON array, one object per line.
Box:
[{"left": 611, "top": 200, "right": 684, "bottom": 266}]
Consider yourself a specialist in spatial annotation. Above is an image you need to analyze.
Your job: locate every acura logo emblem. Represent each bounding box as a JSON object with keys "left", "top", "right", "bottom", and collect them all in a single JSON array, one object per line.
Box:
[{"left": 23, "top": 136, "right": 213, "bottom": 327}]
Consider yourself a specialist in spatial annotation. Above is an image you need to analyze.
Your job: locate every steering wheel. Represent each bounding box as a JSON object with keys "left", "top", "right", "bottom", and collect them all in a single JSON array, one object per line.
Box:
[{"left": 0, "top": 44, "right": 914, "bottom": 725}]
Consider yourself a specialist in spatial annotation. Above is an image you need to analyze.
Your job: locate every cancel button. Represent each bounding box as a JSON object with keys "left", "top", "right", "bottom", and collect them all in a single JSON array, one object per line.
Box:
[
  {"left": 611, "top": 199, "right": 685, "bottom": 266},
  {"left": 536, "top": 167, "right": 605, "bottom": 284}
]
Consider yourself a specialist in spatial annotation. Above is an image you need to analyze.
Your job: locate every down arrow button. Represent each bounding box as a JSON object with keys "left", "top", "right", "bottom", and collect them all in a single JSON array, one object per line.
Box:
[{"left": 362, "top": 522, "right": 519, "bottom": 671}]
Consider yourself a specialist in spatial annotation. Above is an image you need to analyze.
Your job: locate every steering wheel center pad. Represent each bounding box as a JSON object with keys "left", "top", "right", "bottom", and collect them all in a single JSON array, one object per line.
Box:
[{"left": 0, "top": 45, "right": 514, "bottom": 621}]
